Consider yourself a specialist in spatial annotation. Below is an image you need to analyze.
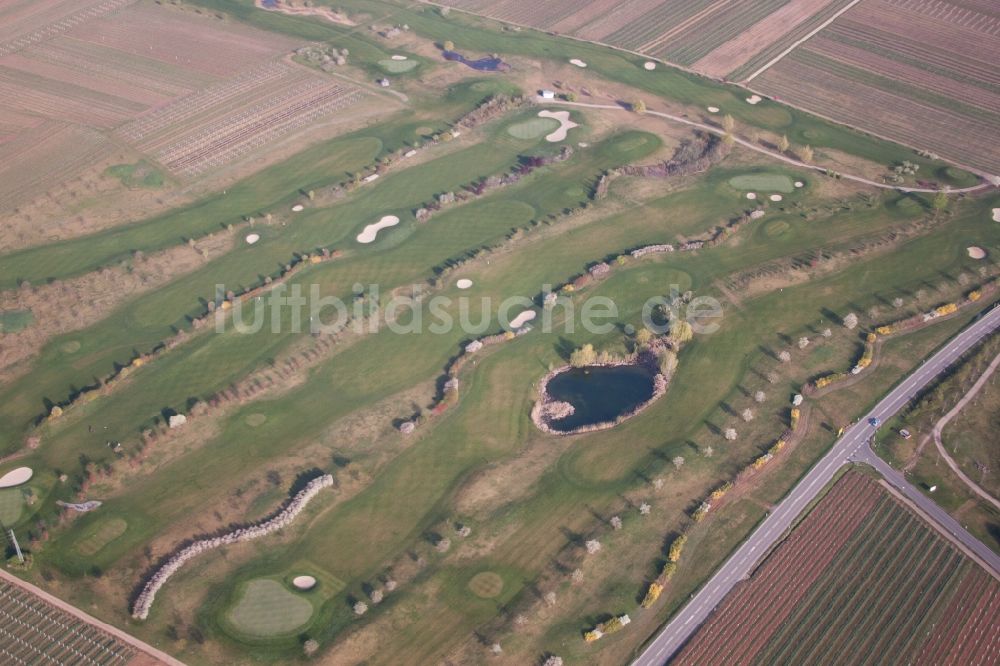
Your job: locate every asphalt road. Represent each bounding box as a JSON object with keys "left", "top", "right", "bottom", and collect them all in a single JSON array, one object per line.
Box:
[{"left": 633, "top": 304, "right": 1000, "bottom": 666}]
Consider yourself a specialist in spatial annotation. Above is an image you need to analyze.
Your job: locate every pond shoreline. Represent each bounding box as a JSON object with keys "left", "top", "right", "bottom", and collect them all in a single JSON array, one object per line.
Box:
[{"left": 531, "top": 354, "right": 670, "bottom": 435}]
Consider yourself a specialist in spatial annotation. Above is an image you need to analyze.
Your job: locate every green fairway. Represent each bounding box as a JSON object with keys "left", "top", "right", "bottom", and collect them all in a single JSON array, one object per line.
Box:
[
  {"left": 74, "top": 518, "right": 128, "bottom": 557},
  {"left": 226, "top": 579, "right": 314, "bottom": 638},
  {"left": 728, "top": 173, "right": 796, "bottom": 193},
  {"left": 378, "top": 58, "right": 418, "bottom": 73},
  {"left": 507, "top": 117, "right": 559, "bottom": 139}
]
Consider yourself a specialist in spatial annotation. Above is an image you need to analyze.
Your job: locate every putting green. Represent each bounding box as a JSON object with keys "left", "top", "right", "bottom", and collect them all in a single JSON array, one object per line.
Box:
[
  {"left": 378, "top": 59, "right": 418, "bottom": 73},
  {"left": 60, "top": 340, "right": 81, "bottom": 354},
  {"left": 467, "top": 571, "right": 504, "bottom": 598},
  {"left": 728, "top": 173, "right": 796, "bottom": 193},
  {"left": 506, "top": 117, "right": 559, "bottom": 139},
  {"left": 227, "top": 579, "right": 314, "bottom": 637},
  {"left": 0, "top": 489, "right": 23, "bottom": 526},
  {"left": 75, "top": 518, "right": 127, "bottom": 556},
  {"left": 245, "top": 413, "right": 267, "bottom": 427}
]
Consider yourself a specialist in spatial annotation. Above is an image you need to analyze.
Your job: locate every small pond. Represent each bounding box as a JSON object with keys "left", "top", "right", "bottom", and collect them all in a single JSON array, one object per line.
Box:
[
  {"left": 443, "top": 50, "right": 511, "bottom": 72},
  {"left": 545, "top": 365, "right": 657, "bottom": 432}
]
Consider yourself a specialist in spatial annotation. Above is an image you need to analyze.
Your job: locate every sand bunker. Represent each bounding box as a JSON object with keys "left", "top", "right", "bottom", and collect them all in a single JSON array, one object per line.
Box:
[
  {"left": 292, "top": 204, "right": 304, "bottom": 212},
  {"left": 746, "top": 192, "right": 757, "bottom": 200},
  {"left": 537, "top": 110, "right": 578, "bottom": 142},
  {"left": 746, "top": 95, "right": 762, "bottom": 105},
  {"left": 391, "top": 55, "right": 408, "bottom": 60},
  {"left": 643, "top": 61, "right": 656, "bottom": 70},
  {"left": 0, "top": 467, "right": 32, "bottom": 489},
  {"left": 456, "top": 279, "right": 473, "bottom": 289},
  {"left": 292, "top": 575, "right": 317, "bottom": 591},
  {"left": 245, "top": 233, "right": 260, "bottom": 245},
  {"left": 357, "top": 215, "right": 400, "bottom": 243},
  {"left": 770, "top": 194, "right": 783, "bottom": 202},
  {"left": 794, "top": 181, "right": 804, "bottom": 188},
  {"left": 707, "top": 106, "right": 720, "bottom": 113},
  {"left": 569, "top": 58, "right": 587, "bottom": 68},
  {"left": 578, "top": 142, "right": 589, "bottom": 147},
  {"left": 967, "top": 246, "right": 987, "bottom": 259},
  {"left": 509, "top": 310, "right": 536, "bottom": 328},
  {"left": 993, "top": 208, "right": 1000, "bottom": 222}
]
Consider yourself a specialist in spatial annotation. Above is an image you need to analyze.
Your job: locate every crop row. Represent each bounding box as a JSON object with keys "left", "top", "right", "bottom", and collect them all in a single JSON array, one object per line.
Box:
[
  {"left": 0, "top": 0, "right": 134, "bottom": 58},
  {"left": 659, "top": 0, "right": 788, "bottom": 65},
  {"left": 675, "top": 472, "right": 882, "bottom": 664}
]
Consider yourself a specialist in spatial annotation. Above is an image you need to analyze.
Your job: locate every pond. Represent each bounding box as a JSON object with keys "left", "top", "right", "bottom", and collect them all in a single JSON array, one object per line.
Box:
[
  {"left": 545, "top": 365, "right": 658, "bottom": 432},
  {"left": 443, "top": 50, "right": 511, "bottom": 72}
]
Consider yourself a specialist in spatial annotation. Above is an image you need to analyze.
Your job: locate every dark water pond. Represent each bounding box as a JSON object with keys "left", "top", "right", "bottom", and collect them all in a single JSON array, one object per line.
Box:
[
  {"left": 443, "top": 50, "right": 511, "bottom": 72},
  {"left": 546, "top": 365, "right": 657, "bottom": 432}
]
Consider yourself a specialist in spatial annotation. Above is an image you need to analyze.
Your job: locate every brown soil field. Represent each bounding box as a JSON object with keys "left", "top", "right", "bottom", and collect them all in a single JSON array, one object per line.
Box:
[{"left": 674, "top": 470, "right": 1000, "bottom": 665}]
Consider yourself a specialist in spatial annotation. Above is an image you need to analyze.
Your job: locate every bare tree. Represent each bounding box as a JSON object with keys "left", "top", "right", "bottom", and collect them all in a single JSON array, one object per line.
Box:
[
  {"left": 585, "top": 539, "right": 602, "bottom": 554},
  {"left": 892, "top": 297, "right": 904, "bottom": 308},
  {"left": 843, "top": 312, "right": 859, "bottom": 330},
  {"left": 742, "top": 408, "right": 754, "bottom": 422},
  {"left": 702, "top": 445, "right": 714, "bottom": 458},
  {"left": 766, "top": 371, "right": 780, "bottom": 384},
  {"left": 543, "top": 657, "right": 564, "bottom": 666},
  {"left": 610, "top": 515, "right": 623, "bottom": 530},
  {"left": 571, "top": 568, "right": 584, "bottom": 583},
  {"left": 672, "top": 456, "right": 685, "bottom": 469},
  {"left": 304, "top": 639, "right": 319, "bottom": 656},
  {"left": 370, "top": 589, "right": 384, "bottom": 604},
  {"left": 653, "top": 477, "right": 665, "bottom": 490},
  {"left": 778, "top": 135, "right": 790, "bottom": 153},
  {"left": 724, "top": 428, "right": 738, "bottom": 441},
  {"left": 798, "top": 337, "right": 810, "bottom": 349},
  {"left": 353, "top": 601, "right": 368, "bottom": 616},
  {"left": 435, "top": 537, "right": 451, "bottom": 553},
  {"left": 754, "top": 390, "right": 767, "bottom": 403},
  {"left": 544, "top": 591, "right": 557, "bottom": 607},
  {"left": 639, "top": 502, "right": 651, "bottom": 515},
  {"left": 778, "top": 350, "right": 791, "bottom": 363},
  {"left": 821, "top": 328, "right": 832, "bottom": 338},
  {"left": 491, "top": 643, "right": 502, "bottom": 655}
]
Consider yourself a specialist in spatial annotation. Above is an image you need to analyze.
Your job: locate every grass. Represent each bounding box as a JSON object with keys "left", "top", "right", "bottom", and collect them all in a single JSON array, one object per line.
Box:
[
  {"left": 105, "top": 162, "right": 164, "bottom": 189},
  {"left": 507, "top": 117, "right": 560, "bottom": 139},
  {"left": 225, "top": 579, "right": 314, "bottom": 638},
  {"left": 74, "top": 518, "right": 128, "bottom": 557},
  {"left": 0, "top": 489, "right": 22, "bottom": 526},
  {"left": 727, "top": 172, "right": 796, "bottom": 193},
  {"left": 378, "top": 58, "right": 418, "bottom": 73},
  {"left": 0, "top": 310, "right": 33, "bottom": 333}
]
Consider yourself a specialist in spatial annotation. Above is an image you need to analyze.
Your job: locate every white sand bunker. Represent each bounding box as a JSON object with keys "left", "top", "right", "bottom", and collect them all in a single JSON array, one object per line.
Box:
[
  {"left": 391, "top": 54, "right": 408, "bottom": 60},
  {"left": 794, "top": 181, "right": 804, "bottom": 188},
  {"left": 245, "top": 233, "right": 260, "bottom": 245},
  {"left": 569, "top": 58, "right": 587, "bottom": 68},
  {"left": 746, "top": 95, "right": 762, "bottom": 105},
  {"left": 746, "top": 192, "right": 757, "bottom": 200},
  {"left": 509, "top": 310, "right": 536, "bottom": 328},
  {"left": 292, "top": 575, "right": 317, "bottom": 591},
  {"left": 0, "top": 467, "right": 32, "bottom": 489},
  {"left": 456, "top": 278, "right": 473, "bottom": 289},
  {"left": 357, "top": 215, "right": 400, "bottom": 243},
  {"left": 292, "top": 204, "right": 304, "bottom": 212},
  {"left": 537, "top": 110, "right": 578, "bottom": 142},
  {"left": 578, "top": 142, "right": 589, "bottom": 147},
  {"left": 967, "top": 246, "right": 987, "bottom": 259},
  {"left": 992, "top": 208, "right": 1000, "bottom": 222},
  {"left": 770, "top": 194, "right": 783, "bottom": 202},
  {"left": 643, "top": 61, "right": 656, "bottom": 70},
  {"left": 707, "top": 106, "right": 720, "bottom": 113}
]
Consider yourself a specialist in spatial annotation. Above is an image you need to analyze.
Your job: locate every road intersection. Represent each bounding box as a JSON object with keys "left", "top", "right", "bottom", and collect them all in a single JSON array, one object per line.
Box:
[{"left": 633, "top": 304, "right": 1000, "bottom": 666}]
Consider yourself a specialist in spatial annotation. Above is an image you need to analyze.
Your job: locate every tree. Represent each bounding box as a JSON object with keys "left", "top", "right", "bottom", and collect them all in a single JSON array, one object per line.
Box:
[
  {"left": 672, "top": 456, "right": 685, "bottom": 469},
  {"left": 570, "top": 344, "right": 597, "bottom": 367},
  {"left": 822, "top": 328, "right": 832, "bottom": 338},
  {"left": 435, "top": 537, "right": 451, "bottom": 553},
  {"left": 767, "top": 371, "right": 780, "bottom": 384},
  {"left": 635, "top": 327, "right": 653, "bottom": 346},
  {"left": 303, "top": 639, "right": 319, "bottom": 656},
  {"left": 571, "top": 568, "right": 584, "bottom": 583},
  {"left": 653, "top": 477, "right": 665, "bottom": 490},
  {"left": 702, "top": 445, "right": 714, "bottom": 458},
  {"left": 610, "top": 515, "right": 623, "bottom": 530},
  {"left": 933, "top": 189, "right": 949, "bottom": 214},
  {"left": 631, "top": 99, "right": 646, "bottom": 114},
  {"left": 669, "top": 319, "right": 693, "bottom": 344},
  {"left": 778, "top": 350, "right": 791, "bottom": 363},
  {"left": 724, "top": 428, "right": 738, "bottom": 441},
  {"left": 370, "top": 589, "right": 384, "bottom": 604},
  {"left": 639, "top": 502, "right": 651, "bottom": 515},
  {"left": 799, "top": 145, "right": 814, "bottom": 163},
  {"left": 778, "top": 135, "right": 790, "bottom": 153},
  {"left": 754, "top": 390, "right": 766, "bottom": 403},
  {"left": 443, "top": 40, "right": 454, "bottom": 51},
  {"left": 491, "top": 643, "right": 503, "bottom": 655},
  {"left": 564, "top": 92, "right": 577, "bottom": 102},
  {"left": 798, "top": 336, "right": 810, "bottom": 349},
  {"left": 843, "top": 312, "right": 859, "bottom": 330},
  {"left": 544, "top": 591, "right": 557, "bottom": 607},
  {"left": 353, "top": 601, "right": 368, "bottom": 616},
  {"left": 723, "top": 132, "right": 735, "bottom": 147},
  {"left": 721, "top": 114, "right": 735, "bottom": 133},
  {"left": 307, "top": 190, "right": 315, "bottom": 201},
  {"left": 742, "top": 408, "right": 754, "bottom": 422},
  {"left": 585, "top": 539, "right": 602, "bottom": 554},
  {"left": 658, "top": 349, "right": 678, "bottom": 376},
  {"left": 543, "top": 657, "right": 564, "bottom": 666}
]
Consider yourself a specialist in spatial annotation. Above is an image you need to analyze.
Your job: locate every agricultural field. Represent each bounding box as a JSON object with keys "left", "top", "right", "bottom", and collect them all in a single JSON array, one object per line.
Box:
[
  {"left": 0, "top": 0, "right": 997, "bottom": 665},
  {"left": 752, "top": 0, "right": 1000, "bottom": 175},
  {"left": 674, "top": 470, "right": 1000, "bottom": 665}
]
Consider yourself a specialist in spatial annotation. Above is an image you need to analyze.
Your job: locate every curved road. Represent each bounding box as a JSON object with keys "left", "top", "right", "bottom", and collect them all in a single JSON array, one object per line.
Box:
[
  {"left": 633, "top": 304, "right": 1000, "bottom": 666},
  {"left": 540, "top": 98, "right": 991, "bottom": 194}
]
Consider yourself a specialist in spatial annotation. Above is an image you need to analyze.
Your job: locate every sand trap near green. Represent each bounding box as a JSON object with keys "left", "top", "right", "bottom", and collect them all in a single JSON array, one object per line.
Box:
[
  {"left": 506, "top": 117, "right": 560, "bottom": 139},
  {"left": 379, "top": 59, "right": 417, "bottom": 73},
  {"left": 227, "top": 579, "right": 313, "bottom": 637},
  {"left": 728, "top": 173, "right": 795, "bottom": 193}
]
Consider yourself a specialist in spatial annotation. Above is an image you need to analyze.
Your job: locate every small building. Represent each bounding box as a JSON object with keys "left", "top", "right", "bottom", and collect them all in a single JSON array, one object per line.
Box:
[
  {"left": 899, "top": 428, "right": 912, "bottom": 440},
  {"left": 539, "top": 89, "right": 556, "bottom": 99},
  {"left": 362, "top": 173, "right": 380, "bottom": 183},
  {"left": 377, "top": 78, "right": 390, "bottom": 87}
]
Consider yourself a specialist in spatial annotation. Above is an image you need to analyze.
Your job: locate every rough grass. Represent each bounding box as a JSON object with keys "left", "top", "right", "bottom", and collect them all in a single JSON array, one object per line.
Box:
[
  {"left": 74, "top": 518, "right": 128, "bottom": 557},
  {"left": 0, "top": 310, "right": 33, "bottom": 333},
  {"left": 728, "top": 172, "right": 796, "bottom": 193},
  {"left": 226, "top": 579, "right": 314, "bottom": 638},
  {"left": 0, "top": 490, "right": 22, "bottom": 526}
]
